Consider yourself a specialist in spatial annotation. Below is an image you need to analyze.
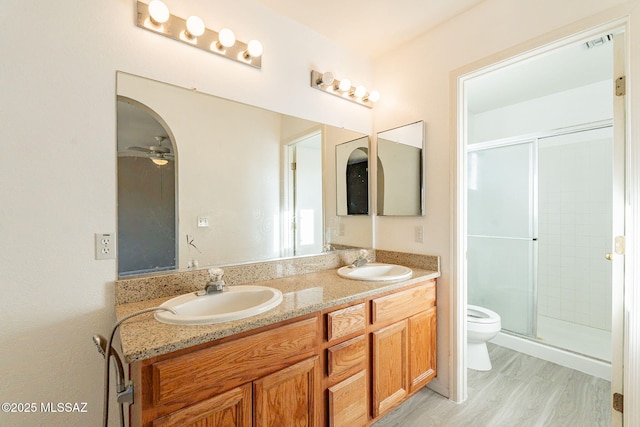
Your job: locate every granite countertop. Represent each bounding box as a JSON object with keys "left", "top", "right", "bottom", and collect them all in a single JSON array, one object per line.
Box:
[{"left": 116, "top": 267, "right": 440, "bottom": 363}]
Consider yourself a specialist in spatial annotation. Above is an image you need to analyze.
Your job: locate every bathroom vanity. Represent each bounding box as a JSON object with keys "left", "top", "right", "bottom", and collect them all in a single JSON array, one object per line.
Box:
[{"left": 115, "top": 256, "right": 439, "bottom": 427}]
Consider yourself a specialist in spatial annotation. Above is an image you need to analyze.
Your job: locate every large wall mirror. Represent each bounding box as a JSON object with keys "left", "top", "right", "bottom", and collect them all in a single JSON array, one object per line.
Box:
[
  {"left": 377, "top": 121, "right": 425, "bottom": 216},
  {"left": 116, "top": 72, "right": 371, "bottom": 277}
]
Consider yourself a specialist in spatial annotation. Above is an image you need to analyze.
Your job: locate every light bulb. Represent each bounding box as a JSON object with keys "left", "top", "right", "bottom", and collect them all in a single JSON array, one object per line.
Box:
[
  {"left": 185, "top": 16, "right": 205, "bottom": 38},
  {"left": 245, "top": 40, "right": 263, "bottom": 58},
  {"left": 218, "top": 28, "right": 236, "bottom": 48},
  {"left": 148, "top": 0, "right": 170, "bottom": 25},
  {"left": 366, "top": 90, "right": 380, "bottom": 103},
  {"left": 317, "top": 72, "right": 334, "bottom": 86},
  {"left": 338, "top": 79, "right": 351, "bottom": 92},
  {"left": 151, "top": 157, "right": 169, "bottom": 166},
  {"left": 354, "top": 85, "right": 367, "bottom": 98}
]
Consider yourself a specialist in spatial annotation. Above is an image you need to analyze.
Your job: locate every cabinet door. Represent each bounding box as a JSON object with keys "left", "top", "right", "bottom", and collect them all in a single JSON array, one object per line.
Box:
[
  {"left": 371, "top": 320, "right": 408, "bottom": 418},
  {"left": 254, "top": 356, "right": 319, "bottom": 427},
  {"left": 152, "top": 384, "right": 251, "bottom": 427},
  {"left": 327, "top": 369, "right": 368, "bottom": 426},
  {"left": 408, "top": 308, "right": 437, "bottom": 393}
]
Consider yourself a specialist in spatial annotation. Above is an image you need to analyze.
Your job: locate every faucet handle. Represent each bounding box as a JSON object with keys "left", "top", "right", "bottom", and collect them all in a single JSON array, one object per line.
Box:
[{"left": 208, "top": 267, "right": 224, "bottom": 281}]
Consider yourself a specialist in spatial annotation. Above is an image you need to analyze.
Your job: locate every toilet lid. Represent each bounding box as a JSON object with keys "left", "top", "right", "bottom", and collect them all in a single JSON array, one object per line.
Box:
[{"left": 467, "top": 304, "right": 500, "bottom": 324}]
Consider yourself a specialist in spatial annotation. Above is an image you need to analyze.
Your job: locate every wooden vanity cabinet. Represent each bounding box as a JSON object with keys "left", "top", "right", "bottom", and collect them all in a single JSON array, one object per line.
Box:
[
  {"left": 130, "top": 278, "right": 436, "bottom": 427},
  {"left": 131, "top": 315, "right": 321, "bottom": 427},
  {"left": 370, "top": 281, "right": 437, "bottom": 419}
]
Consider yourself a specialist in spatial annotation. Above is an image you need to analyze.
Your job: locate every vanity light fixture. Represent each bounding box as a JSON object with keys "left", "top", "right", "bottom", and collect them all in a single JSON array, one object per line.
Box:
[
  {"left": 353, "top": 85, "right": 367, "bottom": 98},
  {"left": 310, "top": 70, "right": 379, "bottom": 108},
  {"left": 136, "top": 1, "right": 262, "bottom": 69},
  {"left": 148, "top": 0, "right": 170, "bottom": 25},
  {"left": 244, "top": 40, "right": 264, "bottom": 59},
  {"left": 364, "top": 90, "right": 380, "bottom": 103},
  {"left": 338, "top": 78, "right": 352, "bottom": 93},
  {"left": 184, "top": 16, "right": 205, "bottom": 39},
  {"left": 315, "top": 71, "right": 334, "bottom": 87},
  {"left": 216, "top": 28, "right": 236, "bottom": 50}
]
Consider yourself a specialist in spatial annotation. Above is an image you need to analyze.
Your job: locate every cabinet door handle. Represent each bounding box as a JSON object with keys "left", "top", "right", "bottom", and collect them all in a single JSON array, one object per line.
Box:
[{"left": 605, "top": 253, "right": 613, "bottom": 261}]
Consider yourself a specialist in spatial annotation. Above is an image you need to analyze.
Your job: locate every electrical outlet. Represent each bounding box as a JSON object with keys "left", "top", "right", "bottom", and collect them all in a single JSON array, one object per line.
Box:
[
  {"left": 197, "top": 216, "right": 209, "bottom": 228},
  {"left": 414, "top": 226, "right": 424, "bottom": 243},
  {"left": 95, "top": 233, "right": 116, "bottom": 260}
]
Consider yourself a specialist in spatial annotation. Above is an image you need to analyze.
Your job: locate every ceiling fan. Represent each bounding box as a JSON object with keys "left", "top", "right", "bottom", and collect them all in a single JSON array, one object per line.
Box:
[{"left": 128, "top": 136, "right": 174, "bottom": 166}]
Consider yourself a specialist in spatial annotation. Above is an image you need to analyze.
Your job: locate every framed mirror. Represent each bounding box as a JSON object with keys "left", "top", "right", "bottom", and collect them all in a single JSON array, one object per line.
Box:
[
  {"left": 377, "top": 121, "right": 425, "bottom": 216},
  {"left": 336, "top": 137, "right": 370, "bottom": 216},
  {"left": 116, "top": 72, "right": 372, "bottom": 277}
]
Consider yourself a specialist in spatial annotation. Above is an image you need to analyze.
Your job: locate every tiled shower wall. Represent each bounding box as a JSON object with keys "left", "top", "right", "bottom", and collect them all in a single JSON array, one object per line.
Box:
[{"left": 536, "top": 131, "right": 612, "bottom": 331}]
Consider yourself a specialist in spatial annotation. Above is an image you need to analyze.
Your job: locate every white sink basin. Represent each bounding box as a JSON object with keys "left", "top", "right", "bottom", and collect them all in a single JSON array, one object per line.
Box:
[
  {"left": 154, "top": 285, "right": 283, "bottom": 325},
  {"left": 337, "top": 263, "right": 412, "bottom": 282}
]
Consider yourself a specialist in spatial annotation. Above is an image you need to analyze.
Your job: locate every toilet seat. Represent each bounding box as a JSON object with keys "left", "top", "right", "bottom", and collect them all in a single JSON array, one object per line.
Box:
[{"left": 467, "top": 305, "right": 500, "bottom": 324}]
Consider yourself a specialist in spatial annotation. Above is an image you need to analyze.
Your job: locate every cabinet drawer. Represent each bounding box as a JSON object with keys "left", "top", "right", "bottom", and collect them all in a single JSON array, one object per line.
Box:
[
  {"left": 326, "top": 335, "right": 366, "bottom": 378},
  {"left": 151, "top": 317, "right": 319, "bottom": 407},
  {"left": 326, "top": 303, "right": 366, "bottom": 342},
  {"left": 371, "top": 281, "right": 435, "bottom": 327},
  {"left": 327, "top": 370, "right": 367, "bottom": 427}
]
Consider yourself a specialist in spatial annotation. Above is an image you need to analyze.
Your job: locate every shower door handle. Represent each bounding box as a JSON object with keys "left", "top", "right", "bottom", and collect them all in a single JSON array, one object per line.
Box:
[{"left": 605, "top": 253, "right": 613, "bottom": 261}]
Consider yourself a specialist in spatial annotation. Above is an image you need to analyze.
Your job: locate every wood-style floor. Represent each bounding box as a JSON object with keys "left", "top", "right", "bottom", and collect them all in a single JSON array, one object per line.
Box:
[{"left": 374, "top": 343, "right": 611, "bottom": 427}]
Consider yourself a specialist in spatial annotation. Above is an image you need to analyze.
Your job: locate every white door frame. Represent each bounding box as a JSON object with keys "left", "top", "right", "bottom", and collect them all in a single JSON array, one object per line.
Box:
[
  {"left": 283, "top": 128, "right": 324, "bottom": 257},
  {"left": 451, "top": 17, "right": 636, "bottom": 425}
]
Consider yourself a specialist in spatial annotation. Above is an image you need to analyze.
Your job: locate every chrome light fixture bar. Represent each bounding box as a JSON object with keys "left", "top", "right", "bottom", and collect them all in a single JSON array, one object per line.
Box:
[
  {"left": 136, "top": 1, "right": 263, "bottom": 69},
  {"left": 310, "top": 70, "right": 379, "bottom": 108}
]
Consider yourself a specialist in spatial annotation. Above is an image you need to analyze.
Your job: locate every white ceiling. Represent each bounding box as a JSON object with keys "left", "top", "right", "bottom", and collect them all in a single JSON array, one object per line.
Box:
[
  {"left": 253, "top": 0, "right": 487, "bottom": 59},
  {"left": 466, "top": 38, "right": 614, "bottom": 113}
]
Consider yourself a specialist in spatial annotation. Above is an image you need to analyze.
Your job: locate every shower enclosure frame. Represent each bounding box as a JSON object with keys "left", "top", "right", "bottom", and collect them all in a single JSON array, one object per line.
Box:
[{"left": 467, "top": 119, "right": 614, "bottom": 346}]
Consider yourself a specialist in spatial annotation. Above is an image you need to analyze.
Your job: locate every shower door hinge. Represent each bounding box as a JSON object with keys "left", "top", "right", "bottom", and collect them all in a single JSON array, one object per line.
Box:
[
  {"left": 615, "top": 76, "right": 626, "bottom": 96},
  {"left": 613, "top": 392, "right": 623, "bottom": 413}
]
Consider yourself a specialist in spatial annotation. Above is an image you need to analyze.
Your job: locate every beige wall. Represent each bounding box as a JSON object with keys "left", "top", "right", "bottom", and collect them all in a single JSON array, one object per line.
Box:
[{"left": 0, "top": 1, "right": 372, "bottom": 426}]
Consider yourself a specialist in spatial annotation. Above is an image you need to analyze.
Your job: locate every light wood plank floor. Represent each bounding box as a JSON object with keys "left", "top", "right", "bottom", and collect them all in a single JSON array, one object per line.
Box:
[{"left": 374, "top": 343, "right": 611, "bottom": 427}]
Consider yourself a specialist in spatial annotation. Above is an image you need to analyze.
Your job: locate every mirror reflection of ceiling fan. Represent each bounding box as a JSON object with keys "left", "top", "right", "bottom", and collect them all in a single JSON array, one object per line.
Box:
[{"left": 127, "top": 136, "right": 174, "bottom": 166}]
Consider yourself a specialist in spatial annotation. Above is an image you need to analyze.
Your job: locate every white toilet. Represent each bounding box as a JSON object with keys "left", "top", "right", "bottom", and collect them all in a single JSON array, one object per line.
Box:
[{"left": 467, "top": 305, "right": 501, "bottom": 371}]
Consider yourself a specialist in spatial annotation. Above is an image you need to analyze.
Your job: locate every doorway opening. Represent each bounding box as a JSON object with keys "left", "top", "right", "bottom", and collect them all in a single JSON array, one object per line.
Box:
[
  {"left": 285, "top": 131, "right": 324, "bottom": 256},
  {"left": 456, "top": 25, "right": 626, "bottom": 425}
]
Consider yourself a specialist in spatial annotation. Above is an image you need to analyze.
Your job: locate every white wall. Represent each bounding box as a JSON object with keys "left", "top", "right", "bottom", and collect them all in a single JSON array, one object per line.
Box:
[
  {"left": 372, "top": 0, "right": 639, "bottom": 401},
  {"left": 0, "top": 1, "right": 372, "bottom": 426},
  {"left": 469, "top": 80, "right": 613, "bottom": 143}
]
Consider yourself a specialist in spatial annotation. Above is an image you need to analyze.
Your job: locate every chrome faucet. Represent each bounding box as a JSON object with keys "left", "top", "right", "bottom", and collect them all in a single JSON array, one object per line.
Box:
[
  {"left": 350, "top": 249, "right": 370, "bottom": 268},
  {"left": 200, "top": 268, "right": 228, "bottom": 295}
]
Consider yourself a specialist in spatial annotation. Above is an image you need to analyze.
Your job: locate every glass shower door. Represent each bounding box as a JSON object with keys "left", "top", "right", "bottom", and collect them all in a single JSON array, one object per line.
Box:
[{"left": 467, "top": 141, "right": 536, "bottom": 337}]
